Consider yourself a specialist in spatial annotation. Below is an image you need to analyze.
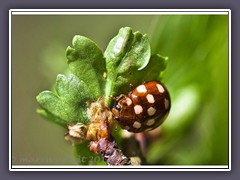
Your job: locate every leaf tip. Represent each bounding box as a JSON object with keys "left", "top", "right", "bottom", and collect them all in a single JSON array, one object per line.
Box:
[
  {"left": 36, "top": 92, "right": 43, "bottom": 103},
  {"left": 72, "top": 35, "right": 81, "bottom": 46}
]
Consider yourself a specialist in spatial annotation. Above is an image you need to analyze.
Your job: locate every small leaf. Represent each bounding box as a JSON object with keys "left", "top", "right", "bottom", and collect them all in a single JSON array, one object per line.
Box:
[
  {"left": 104, "top": 27, "right": 151, "bottom": 103},
  {"left": 66, "top": 35, "right": 106, "bottom": 98},
  {"left": 104, "top": 27, "right": 168, "bottom": 105},
  {"left": 36, "top": 74, "right": 94, "bottom": 125}
]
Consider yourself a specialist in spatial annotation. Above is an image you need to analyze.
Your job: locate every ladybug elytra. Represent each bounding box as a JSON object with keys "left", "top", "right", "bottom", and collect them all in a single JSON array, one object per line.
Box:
[{"left": 112, "top": 81, "right": 171, "bottom": 133}]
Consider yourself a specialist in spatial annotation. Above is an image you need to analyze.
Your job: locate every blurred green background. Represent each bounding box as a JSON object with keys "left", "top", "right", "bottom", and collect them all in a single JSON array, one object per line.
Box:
[{"left": 12, "top": 14, "right": 229, "bottom": 165}]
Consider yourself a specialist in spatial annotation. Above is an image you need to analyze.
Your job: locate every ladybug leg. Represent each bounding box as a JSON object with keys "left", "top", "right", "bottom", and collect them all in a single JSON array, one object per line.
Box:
[
  {"left": 115, "top": 94, "right": 126, "bottom": 102},
  {"left": 129, "top": 83, "right": 134, "bottom": 90},
  {"left": 110, "top": 94, "right": 126, "bottom": 101}
]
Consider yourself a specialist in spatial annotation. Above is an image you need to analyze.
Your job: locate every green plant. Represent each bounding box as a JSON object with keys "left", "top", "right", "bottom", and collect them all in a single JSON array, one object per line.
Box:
[{"left": 36, "top": 27, "right": 168, "bottom": 165}]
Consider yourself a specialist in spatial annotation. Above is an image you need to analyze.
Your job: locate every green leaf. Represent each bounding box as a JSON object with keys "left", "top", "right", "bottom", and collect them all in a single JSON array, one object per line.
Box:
[
  {"left": 66, "top": 35, "right": 106, "bottom": 98},
  {"left": 36, "top": 108, "right": 66, "bottom": 126},
  {"left": 136, "top": 54, "right": 168, "bottom": 82},
  {"left": 104, "top": 27, "right": 167, "bottom": 104},
  {"left": 36, "top": 74, "right": 94, "bottom": 125},
  {"left": 104, "top": 27, "right": 150, "bottom": 101}
]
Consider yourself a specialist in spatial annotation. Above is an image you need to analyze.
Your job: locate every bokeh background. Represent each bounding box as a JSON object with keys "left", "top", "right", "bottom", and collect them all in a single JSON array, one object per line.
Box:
[{"left": 12, "top": 13, "right": 229, "bottom": 165}]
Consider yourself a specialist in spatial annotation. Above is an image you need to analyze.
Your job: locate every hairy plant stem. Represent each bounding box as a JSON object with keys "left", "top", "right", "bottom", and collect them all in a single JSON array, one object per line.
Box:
[{"left": 65, "top": 97, "right": 141, "bottom": 165}]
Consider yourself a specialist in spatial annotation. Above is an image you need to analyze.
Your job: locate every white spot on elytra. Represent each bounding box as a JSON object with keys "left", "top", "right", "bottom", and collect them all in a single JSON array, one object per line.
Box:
[
  {"left": 136, "top": 85, "right": 147, "bottom": 93},
  {"left": 126, "top": 97, "right": 132, "bottom": 106},
  {"left": 134, "top": 105, "right": 143, "bottom": 114},
  {"left": 156, "top": 84, "right": 165, "bottom": 93},
  {"left": 146, "top": 119, "right": 155, "bottom": 126},
  {"left": 146, "top": 94, "right": 155, "bottom": 103},
  {"left": 147, "top": 107, "right": 156, "bottom": 116},
  {"left": 164, "top": 98, "right": 169, "bottom": 109},
  {"left": 133, "top": 121, "right": 141, "bottom": 129}
]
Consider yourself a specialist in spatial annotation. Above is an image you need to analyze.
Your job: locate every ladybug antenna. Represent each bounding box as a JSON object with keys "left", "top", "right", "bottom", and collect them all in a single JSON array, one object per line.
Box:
[{"left": 109, "top": 95, "right": 116, "bottom": 101}]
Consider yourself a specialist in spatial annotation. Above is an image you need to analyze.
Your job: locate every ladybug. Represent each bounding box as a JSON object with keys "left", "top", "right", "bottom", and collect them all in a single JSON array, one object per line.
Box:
[{"left": 112, "top": 81, "right": 171, "bottom": 133}]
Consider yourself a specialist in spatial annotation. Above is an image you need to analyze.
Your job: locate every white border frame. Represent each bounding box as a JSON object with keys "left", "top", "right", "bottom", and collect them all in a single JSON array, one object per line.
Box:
[{"left": 9, "top": 9, "right": 231, "bottom": 171}]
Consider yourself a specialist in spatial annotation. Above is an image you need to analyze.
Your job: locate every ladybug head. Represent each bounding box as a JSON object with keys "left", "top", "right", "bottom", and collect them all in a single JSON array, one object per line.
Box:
[
  {"left": 112, "top": 101, "right": 122, "bottom": 121},
  {"left": 111, "top": 94, "right": 127, "bottom": 121}
]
